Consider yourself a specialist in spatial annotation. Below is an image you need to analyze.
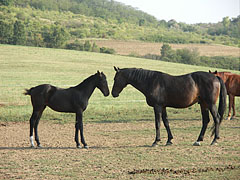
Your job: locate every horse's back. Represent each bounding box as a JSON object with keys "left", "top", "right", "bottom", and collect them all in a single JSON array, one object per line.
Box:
[{"left": 226, "top": 74, "right": 240, "bottom": 96}]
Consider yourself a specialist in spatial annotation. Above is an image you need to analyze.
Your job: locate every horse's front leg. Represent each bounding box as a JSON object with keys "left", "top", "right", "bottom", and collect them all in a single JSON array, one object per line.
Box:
[
  {"left": 152, "top": 105, "right": 162, "bottom": 147},
  {"left": 162, "top": 108, "right": 173, "bottom": 145},
  {"left": 75, "top": 110, "right": 88, "bottom": 149}
]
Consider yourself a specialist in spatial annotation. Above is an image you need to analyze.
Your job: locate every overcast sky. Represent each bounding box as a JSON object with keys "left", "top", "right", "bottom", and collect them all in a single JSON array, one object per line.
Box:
[{"left": 115, "top": 0, "right": 240, "bottom": 24}]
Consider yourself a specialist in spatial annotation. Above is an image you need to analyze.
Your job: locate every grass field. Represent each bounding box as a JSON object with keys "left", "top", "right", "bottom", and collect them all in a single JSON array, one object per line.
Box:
[{"left": 0, "top": 44, "right": 240, "bottom": 179}]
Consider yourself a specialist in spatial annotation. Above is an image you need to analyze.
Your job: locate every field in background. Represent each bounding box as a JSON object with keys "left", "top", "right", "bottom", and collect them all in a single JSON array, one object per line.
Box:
[
  {"left": 0, "top": 44, "right": 239, "bottom": 179},
  {"left": 86, "top": 39, "right": 240, "bottom": 57}
]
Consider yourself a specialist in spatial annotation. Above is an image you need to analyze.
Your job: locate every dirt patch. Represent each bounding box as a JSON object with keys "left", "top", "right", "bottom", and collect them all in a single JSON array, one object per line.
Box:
[
  {"left": 90, "top": 40, "right": 240, "bottom": 57},
  {"left": 128, "top": 165, "right": 240, "bottom": 175},
  {"left": 0, "top": 120, "right": 240, "bottom": 179}
]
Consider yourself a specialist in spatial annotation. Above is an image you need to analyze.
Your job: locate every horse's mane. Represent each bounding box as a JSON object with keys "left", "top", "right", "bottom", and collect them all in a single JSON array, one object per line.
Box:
[
  {"left": 74, "top": 73, "right": 97, "bottom": 89},
  {"left": 123, "top": 68, "right": 159, "bottom": 83}
]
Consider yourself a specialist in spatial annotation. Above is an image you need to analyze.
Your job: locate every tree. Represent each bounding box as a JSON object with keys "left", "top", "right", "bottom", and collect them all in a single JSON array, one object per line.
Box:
[
  {"left": 12, "top": 20, "right": 26, "bottom": 45},
  {"left": 0, "top": 0, "right": 14, "bottom": 6},
  {"left": 42, "top": 24, "right": 69, "bottom": 48},
  {"left": 0, "top": 20, "right": 13, "bottom": 44}
]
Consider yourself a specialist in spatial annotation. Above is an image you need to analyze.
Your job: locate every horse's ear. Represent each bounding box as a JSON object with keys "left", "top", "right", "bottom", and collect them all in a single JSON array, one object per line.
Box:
[
  {"left": 114, "top": 66, "right": 119, "bottom": 72},
  {"left": 97, "top": 70, "right": 100, "bottom": 75},
  {"left": 214, "top": 70, "right": 217, "bottom": 74},
  {"left": 209, "top": 70, "right": 212, "bottom": 73}
]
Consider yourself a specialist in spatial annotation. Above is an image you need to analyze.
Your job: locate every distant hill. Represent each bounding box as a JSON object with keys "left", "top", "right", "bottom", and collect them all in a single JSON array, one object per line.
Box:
[{"left": 0, "top": 0, "right": 239, "bottom": 48}]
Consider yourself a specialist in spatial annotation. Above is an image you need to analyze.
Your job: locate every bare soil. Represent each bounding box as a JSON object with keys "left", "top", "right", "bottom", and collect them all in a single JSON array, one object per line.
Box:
[
  {"left": 0, "top": 119, "right": 239, "bottom": 179},
  {"left": 92, "top": 40, "right": 240, "bottom": 57}
]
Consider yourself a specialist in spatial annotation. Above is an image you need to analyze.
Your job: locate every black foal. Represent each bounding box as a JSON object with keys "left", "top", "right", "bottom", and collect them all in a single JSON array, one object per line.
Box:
[{"left": 25, "top": 71, "right": 109, "bottom": 148}]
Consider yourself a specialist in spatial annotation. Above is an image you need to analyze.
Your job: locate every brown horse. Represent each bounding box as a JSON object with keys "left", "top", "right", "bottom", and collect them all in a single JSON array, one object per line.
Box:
[
  {"left": 210, "top": 71, "right": 240, "bottom": 120},
  {"left": 112, "top": 67, "right": 227, "bottom": 146}
]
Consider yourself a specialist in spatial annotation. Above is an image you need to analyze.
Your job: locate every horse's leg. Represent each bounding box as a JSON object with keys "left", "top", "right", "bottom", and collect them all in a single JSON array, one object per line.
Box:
[
  {"left": 209, "top": 104, "right": 220, "bottom": 145},
  {"left": 75, "top": 110, "right": 88, "bottom": 149},
  {"left": 34, "top": 107, "right": 45, "bottom": 147},
  {"left": 231, "top": 96, "right": 236, "bottom": 120},
  {"left": 152, "top": 106, "right": 162, "bottom": 147},
  {"left": 162, "top": 108, "right": 173, "bottom": 145},
  {"left": 193, "top": 105, "right": 210, "bottom": 146},
  {"left": 29, "top": 111, "right": 38, "bottom": 148},
  {"left": 227, "top": 94, "right": 234, "bottom": 120}
]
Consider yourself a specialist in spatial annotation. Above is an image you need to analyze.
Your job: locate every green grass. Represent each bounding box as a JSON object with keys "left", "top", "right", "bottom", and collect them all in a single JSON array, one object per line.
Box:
[{"left": 0, "top": 44, "right": 239, "bottom": 123}]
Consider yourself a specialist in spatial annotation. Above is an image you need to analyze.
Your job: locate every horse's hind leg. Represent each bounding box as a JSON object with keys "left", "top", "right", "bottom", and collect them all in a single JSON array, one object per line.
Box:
[
  {"left": 34, "top": 107, "right": 45, "bottom": 147},
  {"left": 209, "top": 104, "right": 220, "bottom": 145},
  {"left": 227, "top": 95, "right": 234, "bottom": 120},
  {"left": 231, "top": 96, "right": 236, "bottom": 120},
  {"left": 162, "top": 108, "right": 173, "bottom": 146},
  {"left": 29, "top": 108, "right": 45, "bottom": 148},
  {"left": 193, "top": 105, "right": 210, "bottom": 146}
]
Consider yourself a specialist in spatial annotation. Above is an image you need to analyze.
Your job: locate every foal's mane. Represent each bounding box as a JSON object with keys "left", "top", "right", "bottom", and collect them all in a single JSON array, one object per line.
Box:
[
  {"left": 74, "top": 73, "right": 97, "bottom": 89},
  {"left": 123, "top": 68, "right": 159, "bottom": 83}
]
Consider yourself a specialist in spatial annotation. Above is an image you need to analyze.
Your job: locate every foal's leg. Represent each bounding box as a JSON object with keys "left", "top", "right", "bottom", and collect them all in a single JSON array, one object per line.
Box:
[
  {"left": 75, "top": 110, "right": 88, "bottom": 149},
  {"left": 209, "top": 105, "right": 220, "bottom": 145},
  {"left": 29, "top": 111, "right": 38, "bottom": 147},
  {"left": 193, "top": 106, "right": 210, "bottom": 146},
  {"left": 162, "top": 108, "right": 173, "bottom": 145},
  {"left": 33, "top": 107, "right": 45, "bottom": 147},
  {"left": 152, "top": 106, "right": 162, "bottom": 147}
]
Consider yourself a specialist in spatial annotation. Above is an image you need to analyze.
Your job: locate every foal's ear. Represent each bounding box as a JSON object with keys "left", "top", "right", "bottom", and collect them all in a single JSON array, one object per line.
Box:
[
  {"left": 209, "top": 70, "right": 212, "bottom": 73},
  {"left": 214, "top": 70, "right": 217, "bottom": 74},
  {"left": 114, "top": 66, "right": 120, "bottom": 72},
  {"left": 97, "top": 70, "right": 101, "bottom": 75}
]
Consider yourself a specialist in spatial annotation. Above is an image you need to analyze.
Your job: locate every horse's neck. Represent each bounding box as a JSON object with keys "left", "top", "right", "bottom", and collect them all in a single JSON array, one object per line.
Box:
[
  {"left": 128, "top": 78, "right": 149, "bottom": 96},
  {"left": 76, "top": 76, "right": 97, "bottom": 99}
]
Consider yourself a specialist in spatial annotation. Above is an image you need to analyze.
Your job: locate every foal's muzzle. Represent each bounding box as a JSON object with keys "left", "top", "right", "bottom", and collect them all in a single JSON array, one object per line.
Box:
[{"left": 111, "top": 91, "right": 119, "bottom": 98}]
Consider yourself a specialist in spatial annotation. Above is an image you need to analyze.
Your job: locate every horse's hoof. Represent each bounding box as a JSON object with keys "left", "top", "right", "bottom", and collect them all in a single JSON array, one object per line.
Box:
[
  {"left": 193, "top": 141, "right": 201, "bottom": 146},
  {"left": 77, "top": 145, "right": 82, "bottom": 149},
  {"left": 152, "top": 143, "right": 158, "bottom": 147},
  {"left": 30, "top": 145, "right": 35, "bottom": 148},
  {"left": 230, "top": 116, "right": 235, "bottom": 120},
  {"left": 210, "top": 141, "right": 218, "bottom": 146},
  {"left": 226, "top": 117, "right": 231, "bottom": 120},
  {"left": 166, "top": 142, "right": 172, "bottom": 146},
  {"left": 37, "top": 145, "right": 42, "bottom": 148},
  {"left": 84, "top": 146, "right": 89, "bottom": 149}
]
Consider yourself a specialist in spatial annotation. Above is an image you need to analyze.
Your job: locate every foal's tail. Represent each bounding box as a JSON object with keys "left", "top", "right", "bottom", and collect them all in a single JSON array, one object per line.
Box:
[
  {"left": 211, "top": 76, "right": 227, "bottom": 136},
  {"left": 24, "top": 88, "right": 32, "bottom": 95}
]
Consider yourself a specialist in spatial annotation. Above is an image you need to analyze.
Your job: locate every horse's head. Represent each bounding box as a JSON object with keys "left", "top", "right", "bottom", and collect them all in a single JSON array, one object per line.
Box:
[
  {"left": 96, "top": 71, "right": 109, "bottom": 97},
  {"left": 112, "top": 66, "right": 128, "bottom": 98}
]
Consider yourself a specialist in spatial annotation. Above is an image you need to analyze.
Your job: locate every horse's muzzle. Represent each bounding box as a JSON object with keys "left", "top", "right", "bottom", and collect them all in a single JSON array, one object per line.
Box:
[{"left": 111, "top": 91, "right": 119, "bottom": 98}]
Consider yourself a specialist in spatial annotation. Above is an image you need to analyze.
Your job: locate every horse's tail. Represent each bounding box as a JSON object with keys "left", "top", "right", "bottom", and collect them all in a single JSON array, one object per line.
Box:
[
  {"left": 211, "top": 76, "right": 227, "bottom": 136},
  {"left": 24, "top": 88, "right": 32, "bottom": 95}
]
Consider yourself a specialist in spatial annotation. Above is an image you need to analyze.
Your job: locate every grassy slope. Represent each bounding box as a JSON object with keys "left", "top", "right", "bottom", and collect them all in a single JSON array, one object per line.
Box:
[{"left": 0, "top": 44, "right": 239, "bottom": 123}]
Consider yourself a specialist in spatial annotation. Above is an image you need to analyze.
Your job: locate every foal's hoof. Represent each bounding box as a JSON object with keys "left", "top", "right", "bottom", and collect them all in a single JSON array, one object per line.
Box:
[
  {"left": 30, "top": 145, "right": 35, "bottom": 148},
  {"left": 193, "top": 141, "right": 201, "bottom": 146},
  {"left": 210, "top": 141, "right": 218, "bottom": 146},
  {"left": 77, "top": 145, "right": 82, "bottom": 149},
  {"left": 166, "top": 142, "right": 173, "bottom": 146},
  {"left": 84, "top": 146, "right": 89, "bottom": 149}
]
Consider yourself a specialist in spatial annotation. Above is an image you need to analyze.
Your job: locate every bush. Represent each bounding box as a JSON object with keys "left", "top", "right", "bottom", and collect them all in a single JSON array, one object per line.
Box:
[{"left": 100, "top": 47, "right": 115, "bottom": 54}]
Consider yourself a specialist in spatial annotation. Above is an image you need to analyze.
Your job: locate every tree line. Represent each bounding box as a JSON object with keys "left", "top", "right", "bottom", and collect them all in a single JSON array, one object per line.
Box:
[{"left": 141, "top": 44, "right": 240, "bottom": 71}]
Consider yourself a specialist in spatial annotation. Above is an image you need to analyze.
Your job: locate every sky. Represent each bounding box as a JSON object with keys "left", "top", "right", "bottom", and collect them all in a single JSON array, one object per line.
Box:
[{"left": 115, "top": 0, "right": 240, "bottom": 24}]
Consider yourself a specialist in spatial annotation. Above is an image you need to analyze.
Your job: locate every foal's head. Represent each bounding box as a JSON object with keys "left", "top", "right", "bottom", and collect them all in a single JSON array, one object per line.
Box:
[
  {"left": 96, "top": 71, "right": 109, "bottom": 97},
  {"left": 112, "top": 66, "right": 128, "bottom": 97}
]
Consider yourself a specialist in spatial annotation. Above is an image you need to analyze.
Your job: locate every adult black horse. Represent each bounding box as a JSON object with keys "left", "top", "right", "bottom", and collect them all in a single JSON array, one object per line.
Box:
[
  {"left": 25, "top": 71, "right": 109, "bottom": 149},
  {"left": 112, "top": 67, "right": 227, "bottom": 146}
]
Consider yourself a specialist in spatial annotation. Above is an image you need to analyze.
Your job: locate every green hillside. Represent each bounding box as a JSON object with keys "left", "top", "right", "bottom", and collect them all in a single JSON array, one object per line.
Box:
[
  {"left": 0, "top": 0, "right": 239, "bottom": 48},
  {"left": 0, "top": 44, "right": 239, "bottom": 123}
]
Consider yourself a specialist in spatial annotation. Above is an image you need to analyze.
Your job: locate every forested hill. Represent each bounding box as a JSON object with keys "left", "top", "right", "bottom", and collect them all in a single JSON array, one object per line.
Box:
[
  {"left": 0, "top": 0, "right": 239, "bottom": 48},
  {"left": 14, "top": 0, "right": 158, "bottom": 25}
]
